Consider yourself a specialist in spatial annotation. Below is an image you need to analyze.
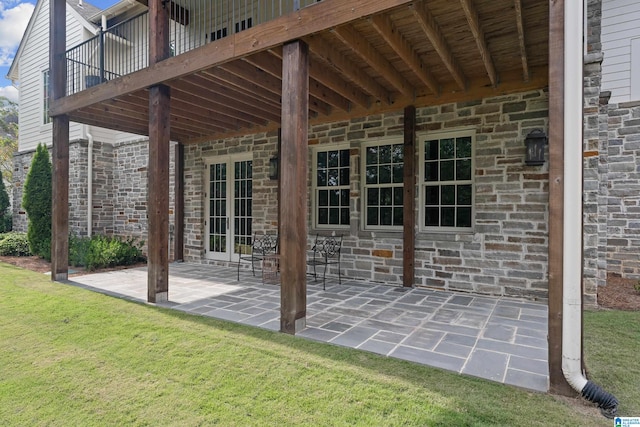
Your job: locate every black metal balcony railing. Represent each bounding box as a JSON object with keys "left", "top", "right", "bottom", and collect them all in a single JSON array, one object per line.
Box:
[{"left": 65, "top": 0, "right": 322, "bottom": 96}]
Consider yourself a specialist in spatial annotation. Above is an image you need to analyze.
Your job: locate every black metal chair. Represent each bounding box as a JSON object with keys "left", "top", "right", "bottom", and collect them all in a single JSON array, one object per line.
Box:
[
  {"left": 237, "top": 233, "right": 278, "bottom": 280},
  {"left": 307, "top": 234, "right": 342, "bottom": 290}
]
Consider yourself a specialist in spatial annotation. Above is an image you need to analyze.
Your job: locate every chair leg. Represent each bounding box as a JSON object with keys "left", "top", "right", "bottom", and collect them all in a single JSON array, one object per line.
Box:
[
  {"left": 237, "top": 258, "right": 241, "bottom": 280},
  {"left": 251, "top": 258, "right": 256, "bottom": 276},
  {"left": 338, "top": 260, "right": 341, "bottom": 285},
  {"left": 323, "top": 263, "right": 328, "bottom": 290}
]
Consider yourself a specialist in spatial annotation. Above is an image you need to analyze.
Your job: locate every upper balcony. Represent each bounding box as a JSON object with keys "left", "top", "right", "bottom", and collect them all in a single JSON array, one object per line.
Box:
[
  {"left": 55, "top": 0, "right": 550, "bottom": 144},
  {"left": 66, "top": 0, "right": 322, "bottom": 95}
]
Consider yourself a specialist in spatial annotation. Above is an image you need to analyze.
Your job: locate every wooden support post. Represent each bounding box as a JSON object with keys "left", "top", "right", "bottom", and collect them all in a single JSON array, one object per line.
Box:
[
  {"left": 403, "top": 105, "right": 416, "bottom": 287},
  {"left": 280, "top": 40, "right": 308, "bottom": 335},
  {"left": 548, "top": 0, "right": 573, "bottom": 395},
  {"left": 51, "top": 117, "right": 69, "bottom": 280},
  {"left": 148, "top": 84, "right": 170, "bottom": 303},
  {"left": 174, "top": 143, "right": 184, "bottom": 261},
  {"left": 147, "top": 0, "right": 171, "bottom": 302},
  {"left": 50, "top": 0, "right": 69, "bottom": 281}
]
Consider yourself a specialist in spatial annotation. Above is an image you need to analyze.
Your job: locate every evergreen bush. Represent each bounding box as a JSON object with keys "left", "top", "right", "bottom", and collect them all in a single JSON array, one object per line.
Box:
[
  {"left": 0, "top": 172, "right": 10, "bottom": 233},
  {"left": 0, "top": 232, "right": 31, "bottom": 256},
  {"left": 68, "top": 234, "right": 145, "bottom": 270},
  {"left": 22, "top": 144, "right": 52, "bottom": 261}
]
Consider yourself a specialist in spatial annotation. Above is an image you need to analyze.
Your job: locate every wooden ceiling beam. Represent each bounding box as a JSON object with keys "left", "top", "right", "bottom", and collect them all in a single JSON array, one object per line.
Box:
[
  {"left": 124, "top": 91, "right": 251, "bottom": 130},
  {"left": 307, "top": 35, "right": 392, "bottom": 105},
  {"left": 270, "top": 45, "right": 370, "bottom": 110},
  {"left": 200, "top": 69, "right": 281, "bottom": 108},
  {"left": 54, "top": 0, "right": 416, "bottom": 116},
  {"left": 332, "top": 25, "right": 414, "bottom": 98},
  {"left": 187, "top": 73, "right": 282, "bottom": 122},
  {"left": 221, "top": 60, "right": 324, "bottom": 117},
  {"left": 170, "top": 78, "right": 279, "bottom": 123},
  {"left": 410, "top": 1, "right": 466, "bottom": 90},
  {"left": 370, "top": 14, "right": 440, "bottom": 96},
  {"left": 71, "top": 109, "right": 150, "bottom": 137},
  {"left": 459, "top": 0, "right": 498, "bottom": 87},
  {"left": 514, "top": 0, "right": 530, "bottom": 82},
  {"left": 243, "top": 52, "right": 338, "bottom": 114},
  {"left": 168, "top": 80, "right": 269, "bottom": 126},
  {"left": 118, "top": 94, "right": 231, "bottom": 135}
]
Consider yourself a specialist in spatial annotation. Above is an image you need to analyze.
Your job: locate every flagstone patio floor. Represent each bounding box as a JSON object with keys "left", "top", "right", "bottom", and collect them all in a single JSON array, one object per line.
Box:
[{"left": 65, "top": 262, "right": 549, "bottom": 392}]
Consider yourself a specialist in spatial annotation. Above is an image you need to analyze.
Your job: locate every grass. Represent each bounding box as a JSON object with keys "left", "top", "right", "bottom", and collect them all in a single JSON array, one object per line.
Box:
[
  {"left": 584, "top": 309, "right": 640, "bottom": 417},
  {"left": 0, "top": 262, "right": 623, "bottom": 427}
]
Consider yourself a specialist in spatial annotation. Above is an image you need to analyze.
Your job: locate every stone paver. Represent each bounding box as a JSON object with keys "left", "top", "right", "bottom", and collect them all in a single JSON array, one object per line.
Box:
[{"left": 66, "top": 262, "right": 549, "bottom": 392}]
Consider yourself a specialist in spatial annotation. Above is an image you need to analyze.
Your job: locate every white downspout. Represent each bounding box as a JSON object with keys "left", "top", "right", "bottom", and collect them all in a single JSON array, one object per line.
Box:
[
  {"left": 85, "top": 125, "right": 94, "bottom": 237},
  {"left": 561, "top": 0, "right": 617, "bottom": 418}
]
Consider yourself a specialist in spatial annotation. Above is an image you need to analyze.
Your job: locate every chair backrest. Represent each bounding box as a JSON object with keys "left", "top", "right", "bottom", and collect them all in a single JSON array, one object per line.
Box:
[
  {"left": 314, "top": 234, "right": 342, "bottom": 260},
  {"left": 253, "top": 233, "right": 278, "bottom": 255}
]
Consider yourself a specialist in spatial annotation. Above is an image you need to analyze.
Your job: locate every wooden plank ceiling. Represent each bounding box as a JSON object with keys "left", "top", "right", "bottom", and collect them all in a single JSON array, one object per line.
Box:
[{"left": 68, "top": 0, "right": 549, "bottom": 143}]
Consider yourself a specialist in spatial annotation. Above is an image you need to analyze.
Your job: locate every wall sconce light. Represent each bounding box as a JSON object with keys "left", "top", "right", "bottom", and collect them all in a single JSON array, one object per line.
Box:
[
  {"left": 524, "top": 129, "right": 548, "bottom": 166},
  {"left": 269, "top": 155, "right": 279, "bottom": 180}
]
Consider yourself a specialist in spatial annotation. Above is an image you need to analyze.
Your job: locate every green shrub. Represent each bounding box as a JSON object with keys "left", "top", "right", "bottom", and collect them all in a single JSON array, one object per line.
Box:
[
  {"left": 69, "top": 234, "right": 91, "bottom": 267},
  {"left": 0, "top": 232, "right": 31, "bottom": 256},
  {"left": 22, "top": 144, "right": 52, "bottom": 261},
  {"left": 0, "top": 172, "right": 10, "bottom": 233},
  {"left": 79, "top": 235, "right": 145, "bottom": 270}
]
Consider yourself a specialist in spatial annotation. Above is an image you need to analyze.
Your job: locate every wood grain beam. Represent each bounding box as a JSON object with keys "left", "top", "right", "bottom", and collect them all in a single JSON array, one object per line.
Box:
[
  {"left": 548, "top": 0, "right": 573, "bottom": 396},
  {"left": 333, "top": 25, "right": 414, "bottom": 98},
  {"left": 127, "top": 90, "right": 253, "bottom": 130},
  {"left": 51, "top": 116, "right": 69, "bottom": 281},
  {"left": 147, "top": 83, "right": 170, "bottom": 303},
  {"left": 411, "top": 1, "right": 466, "bottom": 90},
  {"left": 514, "top": 0, "right": 530, "bottom": 82},
  {"left": 244, "top": 51, "right": 350, "bottom": 111},
  {"left": 53, "top": 0, "right": 415, "bottom": 115},
  {"left": 459, "top": 0, "right": 497, "bottom": 86},
  {"left": 92, "top": 95, "right": 225, "bottom": 135},
  {"left": 219, "top": 60, "right": 322, "bottom": 116},
  {"left": 307, "top": 35, "right": 392, "bottom": 104},
  {"left": 280, "top": 40, "right": 309, "bottom": 335},
  {"left": 50, "top": 0, "right": 68, "bottom": 281},
  {"left": 174, "top": 143, "right": 184, "bottom": 261},
  {"left": 69, "top": 109, "right": 151, "bottom": 136},
  {"left": 370, "top": 14, "right": 440, "bottom": 95},
  {"left": 187, "top": 73, "right": 282, "bottom": 122},
  {"left": 270, "top": 45, "right": 370, "bottom": 109},
  {"left": 168, "top": 79, "right": 271, "bottom": 125},
  {"left": 403, "top": 105, "right": 416, "bottom": 287},
  {"left": 182, "top": 65, "right": 549, "bottom": 145},
  {"left": 201, "top": 68, "right": 282, "bottom": 107}
]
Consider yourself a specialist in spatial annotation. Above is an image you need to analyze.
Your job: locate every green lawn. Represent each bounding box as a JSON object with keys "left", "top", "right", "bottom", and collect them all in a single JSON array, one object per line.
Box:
[{"left": 0, "top": 262, "right": 628, "bottom": 426}]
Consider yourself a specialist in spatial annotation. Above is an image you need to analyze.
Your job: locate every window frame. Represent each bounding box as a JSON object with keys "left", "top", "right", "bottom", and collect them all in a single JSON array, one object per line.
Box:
[
  {"left": 418, "top": 129, "right": 475, "bottom": 233},
  {"left": 360, "top": 137, "right": 405, "bottom": 232},
  {"left": 311, "top": 144, "right": 351, "bottom": 231},
  {"left": 42, "top": 69, "right": 52, "bottom": 126}
]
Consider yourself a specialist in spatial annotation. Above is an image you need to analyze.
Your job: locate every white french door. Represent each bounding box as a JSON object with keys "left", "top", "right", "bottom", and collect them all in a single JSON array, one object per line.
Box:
[{"left": 205, "top": 155, "right": 253, "bottom": 261}]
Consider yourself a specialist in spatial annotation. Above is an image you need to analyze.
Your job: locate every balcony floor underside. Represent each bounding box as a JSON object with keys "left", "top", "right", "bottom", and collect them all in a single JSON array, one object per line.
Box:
[{"left": 60, "top": 0, "right": 549, "bottom": 144}]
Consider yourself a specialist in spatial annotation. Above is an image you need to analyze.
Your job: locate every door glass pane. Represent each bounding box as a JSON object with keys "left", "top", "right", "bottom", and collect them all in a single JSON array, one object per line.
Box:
[
  {"left": 233, "top": 160, "right": 253, "bottom": 254},
  {"left": 209, "top": 163, "right": 227, "bottom": 253}
]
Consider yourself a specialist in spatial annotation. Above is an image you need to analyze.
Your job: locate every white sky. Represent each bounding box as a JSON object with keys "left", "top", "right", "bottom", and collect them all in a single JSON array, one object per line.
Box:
[{"left": 0, "top": 0, "right": 35, "bottom": 102}]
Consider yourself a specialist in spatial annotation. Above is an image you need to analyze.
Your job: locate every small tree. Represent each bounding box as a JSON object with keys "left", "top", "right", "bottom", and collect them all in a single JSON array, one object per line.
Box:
[
  {"left": 0, "top": 171, "right": 11, "bottom": 232},
  {"left": 0, "top": 96, "right": 18, "bottom": 187},
  {"left": 22, "top": 144, "right": 52, "bottom": 260}
]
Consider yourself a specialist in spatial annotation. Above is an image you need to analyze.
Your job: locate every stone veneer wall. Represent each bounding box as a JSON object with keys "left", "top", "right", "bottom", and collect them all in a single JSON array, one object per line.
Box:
[
  {"left": 183, "top": 133, "right": 279, "bottom": 263},
  {"left": 582, "top": 0, "right": 606, "bottom": 306},
  {"left": 12, "top": 138, "right": 175, "bottom": 258},
  {"left": 184, "top": 89, "right": 553, "bottom": 301},
  {"left": 606, "top": 100, "right": 640, "bottom": 279}
]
